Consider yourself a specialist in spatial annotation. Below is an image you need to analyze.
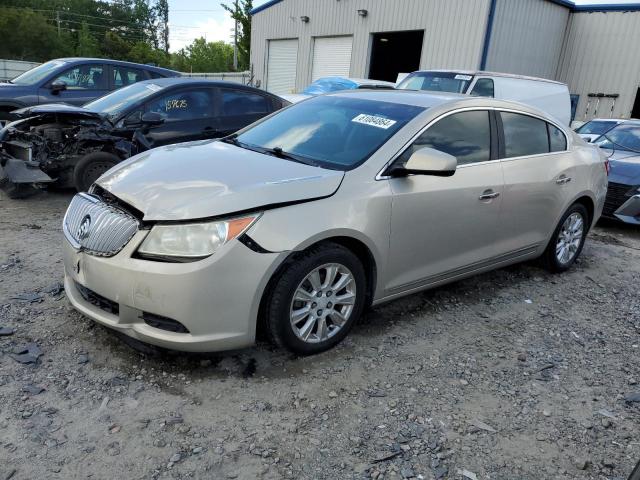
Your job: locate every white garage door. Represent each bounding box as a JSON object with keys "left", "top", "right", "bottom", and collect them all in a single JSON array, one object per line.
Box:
[
  {"left": 266, "top": 39, "right": 298, "bottom": 95},
  {"left": 311, "top": 36, "right": 353, "bottom": 81}
]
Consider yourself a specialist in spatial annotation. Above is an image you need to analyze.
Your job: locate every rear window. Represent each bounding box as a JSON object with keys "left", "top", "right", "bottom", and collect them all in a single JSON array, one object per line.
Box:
[
  {"left": 501, "top": 112, "right": 549, "bottom": 158},
  {"left": 236, "top": 95, "right": 424, "bottom": 170},
  {"left": 576, "top": 120, "right": 617, "bottom": 135}
]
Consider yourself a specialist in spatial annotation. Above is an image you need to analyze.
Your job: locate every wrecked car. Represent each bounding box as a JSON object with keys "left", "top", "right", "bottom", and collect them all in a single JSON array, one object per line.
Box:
[{"left": 0, "top": 78, "right": 289, "bottom": 197}]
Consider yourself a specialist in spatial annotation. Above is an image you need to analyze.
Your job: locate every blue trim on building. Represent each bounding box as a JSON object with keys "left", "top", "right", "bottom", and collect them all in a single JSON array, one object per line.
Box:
[
  {"left": 480, "top": 0, "right": 498, "bottom": 70},
  {"left": 251, "top": 0, "right": 284, "bottom": 15},
  {"left": 251, "top": 0, "right": 640, "bottom": 16}
]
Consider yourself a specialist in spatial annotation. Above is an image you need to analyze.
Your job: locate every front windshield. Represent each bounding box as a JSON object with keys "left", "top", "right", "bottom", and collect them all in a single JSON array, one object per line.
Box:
[
  {"left": 84, "top": 82, "right": 165, "bottom": 118},
  {"left": 235, "top": 95, "right": 424, "bottom": 170},
  {"left": 10, "top": 60, "right": 67, "bottom": 85},
  {"left": 576, "top": 120, "right": 618, "bottom": 135},
  {"left": 302, "top": 77, "right": 358, "bottom": 95},
  {"left": 594, "top": 124, "right": 640, "bottom": 153},
  {"left": 396, "top": 71, "right": 473, "bottom": 93}
]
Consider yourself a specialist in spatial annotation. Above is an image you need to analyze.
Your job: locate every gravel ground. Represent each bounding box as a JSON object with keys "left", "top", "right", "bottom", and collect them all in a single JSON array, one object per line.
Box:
[{"left": 1, "top": 190, "right": 640, "bottom": 480}]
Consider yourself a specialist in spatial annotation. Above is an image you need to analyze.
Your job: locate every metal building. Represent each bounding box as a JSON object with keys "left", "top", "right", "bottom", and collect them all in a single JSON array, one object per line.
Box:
[{"left": 250, "top": 0, "right": 640, "bottom": 121}]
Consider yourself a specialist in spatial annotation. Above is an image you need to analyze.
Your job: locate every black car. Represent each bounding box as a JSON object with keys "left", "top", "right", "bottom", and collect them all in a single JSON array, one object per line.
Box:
[
  {"left": 0, "top": 78, "right": 288, "bottom": 196},
  {"left": 0, "top": 57, "right": 180, "bottom": 127}
]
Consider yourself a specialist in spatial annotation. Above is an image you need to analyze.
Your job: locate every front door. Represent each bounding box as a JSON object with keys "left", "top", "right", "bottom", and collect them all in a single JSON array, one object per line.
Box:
[
  {"left": 38, "top": 63, "right": 109, "bottom": 105},
  {"left": 386, "top": 110, "right": 505, "bottom": 293},
  {"left": 142, "top": 87, "right": 218, "bottom": 147}
]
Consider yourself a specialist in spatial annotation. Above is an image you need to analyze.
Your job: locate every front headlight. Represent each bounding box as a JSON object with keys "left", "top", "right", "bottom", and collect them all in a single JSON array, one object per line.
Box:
[{"left": 137, "top": 214, "right": 260, "bottom": 260}]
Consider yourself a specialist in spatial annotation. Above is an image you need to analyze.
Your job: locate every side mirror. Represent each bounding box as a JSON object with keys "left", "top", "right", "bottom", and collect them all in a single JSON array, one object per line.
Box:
[
  {"left": 50, "top": 80, "right": 67, "bottom": 94},
  {"left": 123, "top": 111, "right": 142, "bottom": 127},
  {"left": 391, "top": 147, "right": 457, "bottom": 177},
  {"left": 140, "top": 111, "right": 164, "bottom": 126}
]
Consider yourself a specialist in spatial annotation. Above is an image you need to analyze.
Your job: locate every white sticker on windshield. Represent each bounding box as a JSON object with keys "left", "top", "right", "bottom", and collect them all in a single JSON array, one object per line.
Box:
[
  {"left": 352, "top": 114, "right": 397, "bottom": 130},
  {"left": 145, "top": 83, "right": 163, "bottom": 92},
  {"left": 454, "top": 74, "right": 473, "bottom": 81}
]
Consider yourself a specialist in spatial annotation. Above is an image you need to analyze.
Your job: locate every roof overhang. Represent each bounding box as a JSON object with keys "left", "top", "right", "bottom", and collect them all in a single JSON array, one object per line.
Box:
[{"left": 251, "top": 0, "right": 640, "bottom": 15}]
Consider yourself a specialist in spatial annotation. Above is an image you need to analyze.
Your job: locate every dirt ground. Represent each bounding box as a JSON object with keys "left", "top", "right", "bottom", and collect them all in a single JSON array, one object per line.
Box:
[{"left": 1, "top": 189, "right": 640, "bottom": 480}]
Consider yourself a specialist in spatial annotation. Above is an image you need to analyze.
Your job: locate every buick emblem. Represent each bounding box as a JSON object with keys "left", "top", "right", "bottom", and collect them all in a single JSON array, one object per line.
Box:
[{"left": 77, "top": 215, "right": 92, "bottom": 240}]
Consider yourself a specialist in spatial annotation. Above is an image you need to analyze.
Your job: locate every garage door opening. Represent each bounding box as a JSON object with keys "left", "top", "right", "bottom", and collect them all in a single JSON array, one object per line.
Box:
[{"left": 368, "top": 30, "right": 424, "bottom": 83}]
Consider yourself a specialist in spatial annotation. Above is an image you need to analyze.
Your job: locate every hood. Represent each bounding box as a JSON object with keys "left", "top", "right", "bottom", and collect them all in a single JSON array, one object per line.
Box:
[
  {"left": 607, "top": 150, "right": 640, "bottom": 185},
  {"left": 97, "top": 140, "right": 344, "bottom": 221},
  {"left": 13, "top": 103, "right": 103, "bottom": 119}
]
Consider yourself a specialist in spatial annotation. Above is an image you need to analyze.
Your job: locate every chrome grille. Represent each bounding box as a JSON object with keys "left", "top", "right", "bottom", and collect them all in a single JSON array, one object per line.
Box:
[{"left": 63, "top": 193, "right": 139, "bottom": 256}]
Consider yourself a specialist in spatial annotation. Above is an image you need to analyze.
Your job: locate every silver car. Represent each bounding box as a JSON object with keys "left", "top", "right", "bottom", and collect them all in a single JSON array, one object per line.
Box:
[{"left": 61, "top": 91, "right": 608, "bottom": 355}]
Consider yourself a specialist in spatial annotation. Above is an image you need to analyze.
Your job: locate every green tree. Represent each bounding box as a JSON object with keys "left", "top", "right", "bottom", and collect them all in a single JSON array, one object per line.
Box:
[
  {"left": 0, "top": 7, "right": 73, "bottom": 61},
  {"left": 221, "top": 0, "right": 252, "bottom": 70},
  {"left": 171, "top": 38, "right": 234, "bottom": 73},
  {"left": 76, "top": 21, "right": 100, "bottom": 57},
  {"left": 128, "top": 41, "right": 170, "bottom": 67},
  {"left": 103, "top": 32, "right": 131, "bottom": 60}
]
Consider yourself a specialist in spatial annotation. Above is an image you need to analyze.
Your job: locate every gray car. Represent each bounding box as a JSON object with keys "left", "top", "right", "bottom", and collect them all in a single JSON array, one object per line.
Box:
[{"left": 60, "top": 90, "right": 608, "bottom": 355}]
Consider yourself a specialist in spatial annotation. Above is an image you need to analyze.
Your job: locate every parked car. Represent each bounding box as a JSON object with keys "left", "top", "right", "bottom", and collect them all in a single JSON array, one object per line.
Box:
[
  {"left": 396, "top": 70, "right": 571, "bottom": 125},
  {"left": 0, "top": 57, "right": 180, "bottom": 127},
  {"left": 574, "top": 118, "right": 626, "bottom": 142},
  {"left": 61, "top": 90, "right": 607, "bottom": 355},
  {"left": 0, "top": 78, "right": 288, "bottom": 196},
  {"left": 592, "top": 121, "right": 640, "bottom": 224},
  {"left": 281, "top": 76, "right": 395, "bottom": 103}
]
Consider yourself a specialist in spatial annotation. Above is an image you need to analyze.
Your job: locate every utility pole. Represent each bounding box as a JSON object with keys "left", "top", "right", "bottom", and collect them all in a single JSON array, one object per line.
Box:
[
  {"left": 56, "top": 11, "right": 61, "bottom": 37},
  {"left": 233, "top": 0, "right": 238, "bottom": 70}
]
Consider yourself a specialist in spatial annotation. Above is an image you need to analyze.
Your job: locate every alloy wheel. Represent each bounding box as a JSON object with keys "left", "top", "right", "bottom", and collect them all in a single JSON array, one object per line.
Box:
[
  {"left": 555, "top": 212, "right": 584, "bottom": 265},
  {"left": 289, "top": 263, "right": 357, "bottom": 343}
]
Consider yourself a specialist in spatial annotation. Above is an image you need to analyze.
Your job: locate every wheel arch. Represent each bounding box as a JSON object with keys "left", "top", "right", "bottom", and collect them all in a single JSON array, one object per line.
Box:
[{"left": 256, "top": 234, "right": 379, "bottom": 340}]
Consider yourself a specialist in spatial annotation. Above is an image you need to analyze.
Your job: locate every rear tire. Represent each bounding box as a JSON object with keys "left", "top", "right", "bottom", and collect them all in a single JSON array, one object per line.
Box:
[
  {"left": 264, "top": 242, "right": 366, "bottom": 355},
  {"left": 541, "top": 203, "right": 589, "bottom": 272},
  {"left": 73, "top": 152, "right": 119, "bottom": 192}
]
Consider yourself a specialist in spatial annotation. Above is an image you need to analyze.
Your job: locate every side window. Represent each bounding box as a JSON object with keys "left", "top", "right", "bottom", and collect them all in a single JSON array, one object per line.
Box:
[
  {"left": 500, "top": 112, "right": 549, "bottom": 158},
  {"left": 469, "top": 78, "right": 494, "bottom": 97},
  {"left": 400, "top": 110, "right": 491, "bottom": 166},
  {"left": 548, "top": 123, "right": 567, "bottom": 152},
  {"left": 145, "top": 89, "right": 213, "bottom": 121},
  {"left": 52, "top": 64, "right": 106, "bottom": 90},
  {"left": 220, "top": 89, "right": 270, "bottom": 115},
  {"left": 112, "top": 67, "right": 145, "bottom": 88}
]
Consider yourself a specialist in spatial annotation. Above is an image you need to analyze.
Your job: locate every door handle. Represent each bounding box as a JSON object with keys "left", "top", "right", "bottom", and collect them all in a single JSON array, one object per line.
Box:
[
  {"left": 479, "top": 189, "right": 500, "bottom": 201},
  {"left": 556, "top": 175, "right": 572, "bottom": 185}
]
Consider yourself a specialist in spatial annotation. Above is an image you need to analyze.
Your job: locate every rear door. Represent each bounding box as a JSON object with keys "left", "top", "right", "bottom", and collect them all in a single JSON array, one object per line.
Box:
[
  {"left": 142, "top": 87, "right": 218, "bottom": 147},
  {"left": 497, "top": 110, "right": 571, "bottom": 252},
  {"left": 110, "top": 65, "right": 147, "bottom": 91},
  {"left": 216, "top": 87, "right": 274, "bottom": 137},
  {"left": 38, "top": 63, "right": 109, "bottom": 105},
  {"left": 386, "top": 109, "right": 505, "bottom": 293}
]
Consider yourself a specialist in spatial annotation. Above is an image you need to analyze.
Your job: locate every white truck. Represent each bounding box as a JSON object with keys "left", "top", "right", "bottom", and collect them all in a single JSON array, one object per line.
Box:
[{"left": 396, "top": 70, "right": 571, "bottom": 126}]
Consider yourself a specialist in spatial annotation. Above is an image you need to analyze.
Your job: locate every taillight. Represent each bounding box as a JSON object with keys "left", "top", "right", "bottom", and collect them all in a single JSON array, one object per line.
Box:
[{"left": 604, "top": 159, "right": 610, "bottom": 176}]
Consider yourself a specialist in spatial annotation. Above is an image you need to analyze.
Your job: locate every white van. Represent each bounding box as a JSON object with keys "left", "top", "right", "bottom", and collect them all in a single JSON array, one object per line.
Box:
[{"left": 396, "top": 70, "right": 571, "bottom": 125}]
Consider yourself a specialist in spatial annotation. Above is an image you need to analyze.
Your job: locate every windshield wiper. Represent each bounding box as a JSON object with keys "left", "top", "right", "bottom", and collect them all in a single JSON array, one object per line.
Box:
[{"left": 261, "top": 146, "right": 319, "bottom": 166}]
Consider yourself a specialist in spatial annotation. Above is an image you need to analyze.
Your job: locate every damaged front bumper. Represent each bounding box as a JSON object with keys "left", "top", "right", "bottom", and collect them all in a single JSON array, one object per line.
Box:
[
  {"left": 0, "top": 156, "right": 54, "bottom": 185},
  {"left": 612, "top": 194, "right": 640, "bottom": 224}
]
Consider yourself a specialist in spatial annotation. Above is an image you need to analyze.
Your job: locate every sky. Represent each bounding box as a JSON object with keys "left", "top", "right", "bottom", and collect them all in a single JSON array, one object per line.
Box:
[{"left": 167, "top": 0, "right": 638, "bottom": 52}]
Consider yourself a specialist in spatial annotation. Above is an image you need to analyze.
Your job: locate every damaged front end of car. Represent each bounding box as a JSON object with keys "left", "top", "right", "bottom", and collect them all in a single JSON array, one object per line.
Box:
[{"left": 0, "top": 106, "right": 142, "bottom": 198}]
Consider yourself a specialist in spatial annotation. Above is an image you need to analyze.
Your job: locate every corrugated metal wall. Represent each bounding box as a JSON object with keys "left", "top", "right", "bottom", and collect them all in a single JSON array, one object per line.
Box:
[
  {"left": 250, "top": 0, "right": 491, "bottom": 93},
  {"left": 485, "top": 0, "right": 569, "bottom": 79},
  {"left": 556, "top": 11, "right": 640, "bottom": 120}
]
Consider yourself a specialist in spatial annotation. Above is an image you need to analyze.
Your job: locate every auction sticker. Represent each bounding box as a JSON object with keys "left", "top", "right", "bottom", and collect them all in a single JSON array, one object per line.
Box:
[
  {"left": 454, "top": 74, "right": 473, "bottom": 81},
  {"left": 352, "top": 114, "right": 397, "bottom": 129}
]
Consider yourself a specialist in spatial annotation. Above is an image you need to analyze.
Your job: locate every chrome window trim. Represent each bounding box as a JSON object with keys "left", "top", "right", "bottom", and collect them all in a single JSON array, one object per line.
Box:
[{"left": 376, "top": 106, "right": 570, "bottom": 181}]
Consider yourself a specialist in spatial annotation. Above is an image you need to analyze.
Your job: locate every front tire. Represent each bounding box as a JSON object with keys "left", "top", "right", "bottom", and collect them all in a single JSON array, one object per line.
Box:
[
  {"left": 264, "top": 243, "right": 366, "bottom": 355},
  {"left": 541, "top": 203, "right": 589, "bottom": 272},
  {"left": 73, "top": 152, "right": 119, "bottom": 192}
]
